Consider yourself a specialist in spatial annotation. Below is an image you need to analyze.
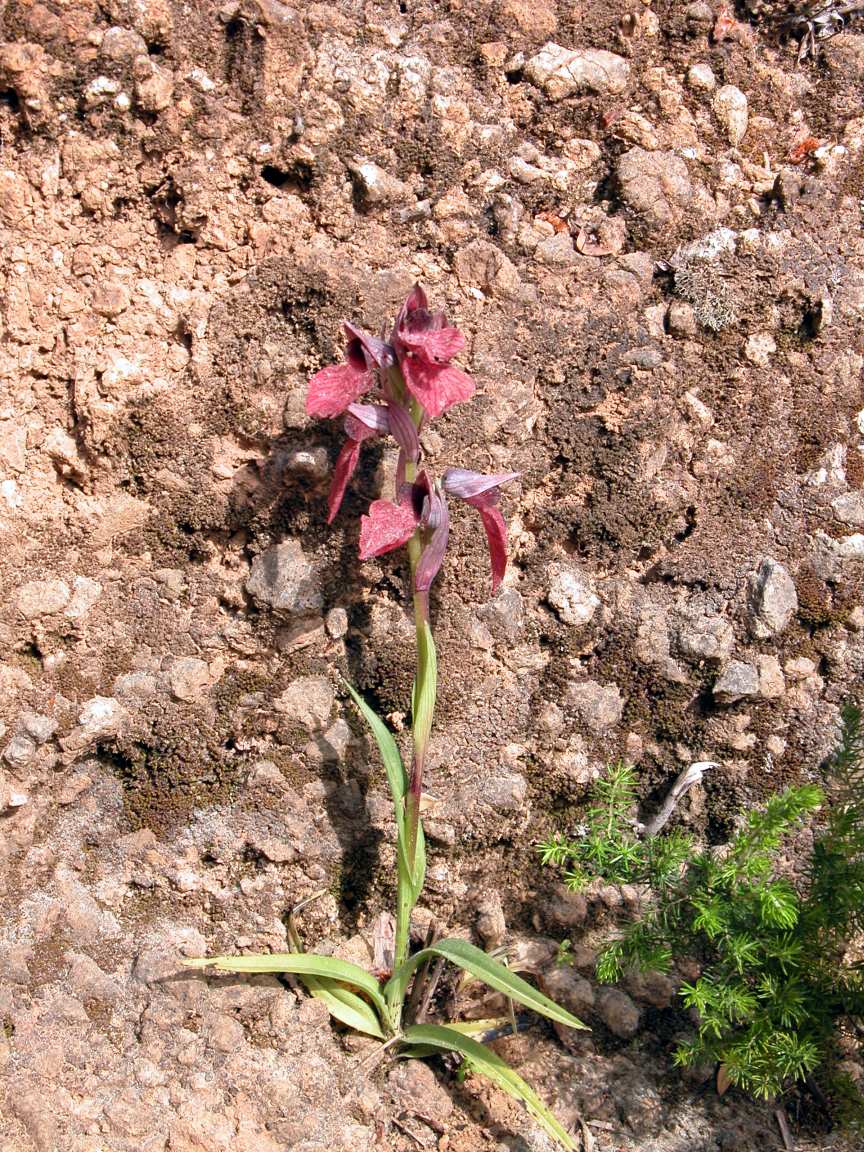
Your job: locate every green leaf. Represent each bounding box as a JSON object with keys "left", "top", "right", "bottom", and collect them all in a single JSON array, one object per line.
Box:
[
  {"left": 343, "top": 679, "right": 424, "bottom": 896},
  {"left": 343, "top": 679, "right": 408, "bottom": 808},
  {"left": 183, "top": 951, "right": 389, "bottom": 1022},
  {"left": 402, "top": 1024, "right": 577, "bottom": 1151},
  {"left": 385, "top": 938, "right": 588, "bottom": 1031},
  {"left": 303, "top": 977, "right": 386, "bottom": 1039}
]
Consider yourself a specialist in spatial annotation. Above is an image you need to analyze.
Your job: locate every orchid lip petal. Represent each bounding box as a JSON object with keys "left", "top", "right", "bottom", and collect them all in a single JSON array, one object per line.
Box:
[
  {"left": 442, "top": 469, "right": 520, "bottom": 502},
  {"left": 358, "top": 499, "right": 419, "bottom": 559}
]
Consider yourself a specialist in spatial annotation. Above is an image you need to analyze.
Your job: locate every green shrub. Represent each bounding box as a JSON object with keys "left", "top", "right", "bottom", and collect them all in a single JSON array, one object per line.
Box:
[{"left": 539, "top": 705, "right": 864, "bottom": 1106}]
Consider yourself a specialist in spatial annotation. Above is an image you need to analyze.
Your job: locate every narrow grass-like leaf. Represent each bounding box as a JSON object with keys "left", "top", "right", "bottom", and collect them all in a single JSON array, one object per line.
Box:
[
  {"left": 411, "top": 620, "right": 437, "bottom": 765},
  {"left": 344, "top": 678, "right": 424, "bottom": 894},
  {"left": 402, "top": 1024, "right": 577, "bottom": 1151},
  {"left": 386, "top": 938, "right": 588, "bottom": 1031},
  {"left": 183, "top": 951, "right": 388, "bottom": 1021},
  {"left": 344, "top": 679, "right": 408, "bottom": 809},
  {"left": 303, "top": 977, "right": 386, "bottom": 1038}
]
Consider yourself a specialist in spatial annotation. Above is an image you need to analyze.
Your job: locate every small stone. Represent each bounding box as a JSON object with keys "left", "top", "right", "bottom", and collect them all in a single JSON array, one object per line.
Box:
[
  {"left": 756, "top": 654, "right": 786, "bottom": 699},
  {"left": 675, "top": 604, "right": 734, "bottom": 663},
  {"left": 16, "top": 578, "right": 71, "bottom": 618},
  {"left": 167, "top": 657, "right": 210, "bottom": 702},
  {"left": 547, "top": 565, "right": 600, "bottom": 627},
  {"left": 832, "top": 491, "right": 864, "bottom": 527},
  {"left": 92, "top": 280, "right": 130, "bottom": 317},
  {"left": 685, "top": 1, "right": 714, "bottom": 29},
  {"left": 667, "top": 300, "right": 697, "bottom": 337},
  {"left": 544, "top": 889, "right": 588, "bottom": 931},
  {"left": 276, "top": 676, "right": 333, "bottom": 731},
  {"left": 713, "top": 661, "right": 760, "bottom": 703},
  {"left": 596, "top": 987, "right": 641, "bottom": 1038},
  {"left": 524, "top": 42, "right": 630, "bottom": 99},
  {"left": 453, "top": 238, "right": 522, "bottom": 300},
  {"left": 325, "top": 607, "right": 348, "bottom": 638},
  {"left": 476, "top": 892, "right": 507, "bottom": 948},
  {"left": 3, "top": 734, "right": 36, "bottom": 768},
  {"left": 744, "top": 331, "right": 776, "bottom": 366},
  {"left": 785, "top": 656, "right": 816, "bottom": 680},
  {"left": 566, "top": 680, "right": 625, "bottom": 732},
  {"left": 113, "top": 670, "right": 158, "bottom": 700},
  {"left": 617, "top": 148, "right": 696, "bottom": 231},
  {"left": 747, "top": 558, "right": 797, "bottom": 638},
  {"left": 133, "top": 56, "right": 174, "bottom": 113},
  {"left": 714, "top": 84, "right": 748, "bottom": 146},
  {"left": 320, "top": 718, "right": 352, "bottom": 761},
  {"left": 246, "top": 539, "right": 322, "bottom": 615},
  {"left": 542, "top": 966, "right": 595, "bottom": 1020},
  {"left": 484, "top": 772, "right": 527, "bottom": 811},
  {"left": 0, "top": 771, "right": 28, "bottom": 810},
  {"left": 388, "top": 1060, "right": 454, "bottom": 1121},
  {"left": 686, "top": 62, "right": 715, "bottom": 91},
  {"left": 64, "top": 575, "right": 103, "bottom": 619},
  {"left": 100, "top": 26, "right": 148, "bottom": 61},
  {"left": 626, "top": 970, "right": 676, "bottom": 1009},
  {"left": 21, "top": 713, "right": 57, "bottom": 744},
  {"left": 348, "top": 160, "right": 412, "bottom": 207},
  {"left": 534, "top": 231, "right": 577, "bottom": 265}
]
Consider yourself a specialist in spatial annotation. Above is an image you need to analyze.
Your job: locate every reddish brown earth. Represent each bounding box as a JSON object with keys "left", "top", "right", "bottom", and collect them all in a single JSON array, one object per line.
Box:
[{"left": 1, "top": 1, "right": 863, "bottom": 1149}]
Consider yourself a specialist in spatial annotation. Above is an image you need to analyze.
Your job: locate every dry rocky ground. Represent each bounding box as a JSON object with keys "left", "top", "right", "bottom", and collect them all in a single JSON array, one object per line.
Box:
[{"left": 1, "top": 0, "right": 864, "bottom": 1149}]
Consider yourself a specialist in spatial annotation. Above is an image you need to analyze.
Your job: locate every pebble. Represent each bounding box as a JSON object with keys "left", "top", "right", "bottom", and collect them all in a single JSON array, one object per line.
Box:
[
  {"left": 543, "top": 966, "right": 596, "bottom": 1020},
  {"left": 246, "top": 540, "right": 322, "bottom": 616},
  {"left": 16, "top": 578, "right": 71, "bottom": 618},
  {"left": 713, "top": 660, "right": 760, "bottom": 702},
  {"left": 524, "top": 42, "right": 630, "bottom": 99},
  {"left": 3, "top": 734, "right": 36, "bottom": 768},
  {"left": 475, "top": 892, "right": 507, "bottom": 948},
  {"left": 276, "top": 676, "right": 333, "bottom": 731},
  {"left": 348, "top": 160, "right": 412, "bottom": 207},
  {"left": 832, "top": 491, "right": 864, "bottom": 527},
  {"left": 713, "top": 85, "right": 749, "bottom": 146},
  {"left": 547, "top": 564, "right": 600, "bottom": 627},
  {"left": 565, "top": 680, "right": 625, "bottom": 732},
  {"left": 747, "top": 558, "right": 798, "bottom": 638},
  {"left": 687, "top": 62, "right": 716, "bottom": 92},
  {"left": 100, "top": 27, "right": 148, "bottom": 61},
  {"left": 596, "top": 987, "right": 641, "bottom": 1039}
]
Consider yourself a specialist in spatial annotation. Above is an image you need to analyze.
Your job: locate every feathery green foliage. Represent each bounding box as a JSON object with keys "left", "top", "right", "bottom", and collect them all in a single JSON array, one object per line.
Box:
[{"left": 540, "top": 706, "right": 864, "bottom": 1110}]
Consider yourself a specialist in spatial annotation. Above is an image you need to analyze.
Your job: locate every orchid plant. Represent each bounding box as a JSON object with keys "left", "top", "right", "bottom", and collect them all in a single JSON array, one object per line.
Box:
[{"left": 185, "top": 288, "right": 584, "bottom": 1149}]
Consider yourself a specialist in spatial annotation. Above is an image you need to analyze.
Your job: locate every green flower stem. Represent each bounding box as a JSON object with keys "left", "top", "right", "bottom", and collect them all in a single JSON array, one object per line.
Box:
[{"left": 389, "top": 386, "right": 438, "bottom": 1017}]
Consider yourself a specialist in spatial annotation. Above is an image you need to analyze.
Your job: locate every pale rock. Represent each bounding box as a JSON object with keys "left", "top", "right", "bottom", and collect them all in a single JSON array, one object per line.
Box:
[
  {"left": 100, "top": 26, "right": 148, "bottom": 60},
  {"left": 319, "top": 718, "right": 352, "bottom": 761},
  {"left": 687, "top": 62, "right": 716, "bottom": 91},
  {"left": 64, "top": 575, "right": 103, "bottom": 619},
  {"left": 92, "top": 280, "right": 131, "bottom": 317},
  {"left": 16, "top": 578, "right": 71, "bottom": 618},
  {"left": 714, "top": 84, "right": 748, "bottom": 146},
  {"left": 276, "top": 676, "right": 333, "bottom": 731},
  {"left": 566, "top": 680, "right": 625, "bottom": 731},
  {"left": 675, "top": 603, "right": 734, "bottom": 663},
  {"left": 618, "top": 148, "right": 699, "bottom": 231},
  {"left": 747, "top": 558, "right": 797, "bottom": 638},
  {"left": 534, "top": 231, "right": 577, "bottom": 265},
  {"left": 832, "top": 491, "right": 864, "bottom": 527},
  {"left": 167, "top": 657, "right": 211, "bottom": 701},
  {"left": 246, "top": 540, "right": 322, "bottom": 615},
  {"left": 134, "top": 56, "right": 174, "bottom": 112},
  {"left": 475, "top": 892, "right": 507, "bottom": 948},
  {"left": 547, "top": 564, "right": 600, "bottom": 626},
  {"left": 744, "top": 331, "right": 776, "bottom": 366},
  {"left": 756, "top": 655, "right": 786, "bottom": 699},
  {"left": 348, "top": 160, "right": 412, "bottom": 206},
  {"left": 713, "top": 660, "right": 759, "bottom": 702},
  {"left": 524, "top": 43, "right": 630, "bottom": 99},
  {"left": 3, "top": 735, "right": 36, "bottom": 769},
  {"left": 21, "top": 713, "right": 57, "bottom": 744},
  {"left": 453, "top": 239, "right": 522, "bottom": 299},
  {"left": 325, "top": 607, "right": 349, "bottom": 638}
]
